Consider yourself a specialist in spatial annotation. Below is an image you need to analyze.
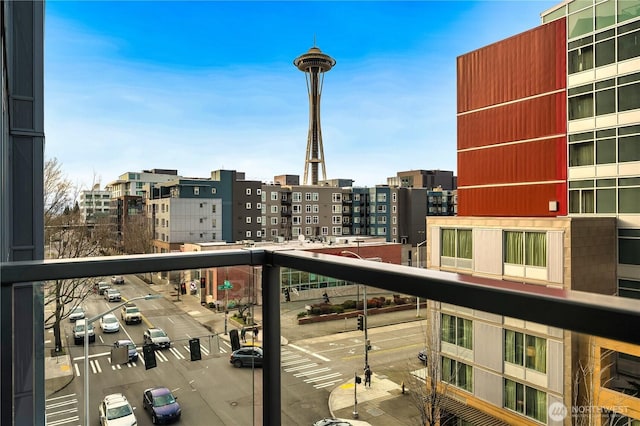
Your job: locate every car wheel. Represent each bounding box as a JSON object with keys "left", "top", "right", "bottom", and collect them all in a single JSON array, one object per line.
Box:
[
  {"left": 234, "top": 359, "right": 243, "bottom": 368},
  {"left": 152, "top": 413, "right": 158, "bottom": 424}
]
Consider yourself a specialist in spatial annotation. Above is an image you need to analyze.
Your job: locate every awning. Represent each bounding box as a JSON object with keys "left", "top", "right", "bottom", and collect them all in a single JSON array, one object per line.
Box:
[{"left": 439, "top": 395, "right": 510, "bottom": 426}]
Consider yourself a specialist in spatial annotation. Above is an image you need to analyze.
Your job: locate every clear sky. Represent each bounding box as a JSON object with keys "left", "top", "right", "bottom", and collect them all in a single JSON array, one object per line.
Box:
[{"left": 44, "top": 0, "right": 560, "bottom": 190}]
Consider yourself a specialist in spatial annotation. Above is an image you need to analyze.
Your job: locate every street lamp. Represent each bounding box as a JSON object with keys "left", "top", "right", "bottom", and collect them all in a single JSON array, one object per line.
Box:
[
  {"left": 340, "top": 250, "right": 377, "bottom": 370},
  {"left": 416, "top": 239, "right": 427, "bottom": 317},
  {"left": 84, "top": 293, "right": 162, "bottom": 426}
]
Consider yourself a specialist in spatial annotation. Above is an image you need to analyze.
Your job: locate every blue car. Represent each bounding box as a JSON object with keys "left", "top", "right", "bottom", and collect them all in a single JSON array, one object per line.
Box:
[{"left": 142, "top": 387, "right": 181, "bottom": 424}]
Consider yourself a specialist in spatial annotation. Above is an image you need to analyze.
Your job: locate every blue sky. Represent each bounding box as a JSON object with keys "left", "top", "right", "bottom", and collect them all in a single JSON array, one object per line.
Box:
[{"left": 44, "top": 0, "right": 560, "bottom": 189}]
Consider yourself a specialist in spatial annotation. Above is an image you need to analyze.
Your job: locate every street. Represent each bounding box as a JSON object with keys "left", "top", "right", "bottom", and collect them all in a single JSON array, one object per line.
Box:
[{"left": 45, "top": 278, "right": 428, "bottom": 426}]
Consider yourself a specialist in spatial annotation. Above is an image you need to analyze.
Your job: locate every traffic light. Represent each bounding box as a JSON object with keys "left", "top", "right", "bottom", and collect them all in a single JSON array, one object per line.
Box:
[
  {"left": 357, "top": 314, "right": 365, "bottom": 331},
  {"left": 143, "top": 344, "right": 157, "bottom": 370},
  {"left": 355, "top": 375, "right": 362, "bottom": 384},
  {"left": 189, "top": 338, "right": 202, "bottom": 361}
]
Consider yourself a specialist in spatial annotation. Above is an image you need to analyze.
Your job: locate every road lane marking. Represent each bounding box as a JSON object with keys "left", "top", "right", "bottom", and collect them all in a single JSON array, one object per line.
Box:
[
  {"left": 169, "top": 347, "right": 185, "bottom": 359},
  {"left": 293, "top": 367, "right": 330, "bottom": 377},
  {"left": 288, "top": 344, "right": 330, "bottom": 362},
  {"left": 74, "top": 364, "right": 80, "bottom": 376},
  {"left": 314, "top": 380, "right": 343, "bottom": 389},
  {"left": 46, "top": 416, "right": 80, "bottom": 426},
  {"left": 284, "top": 363, "right": 319, "bottom": 372}
]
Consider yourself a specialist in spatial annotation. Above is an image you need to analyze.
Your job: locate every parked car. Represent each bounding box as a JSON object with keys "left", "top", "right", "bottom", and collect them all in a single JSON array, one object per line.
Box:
[
  {"left": 313, "top": 419, "right": 353, "bottom": 426},
  {"left": 96, "top": 281, "right": 110, "bottom": 295},
  {"left": 230, "top": 347, "right": 263, "bottom": 368},
  {"left": 73, "top": 319, "right": 95, "bottom": 345},
  {"left": 104, "top": 288, "right": 121, "bottom": 302},
  {"left": 418, "top": 348, "right": 428, "bottom": 364},
  {"left": 111, "top": 275, "right": 125, "bottom": 285},
  {"left": 142, "top": 386, "right": 181, "bottom": 424},
  {"left": 98, "top": 393, "right": 137, "bottom": 426},
  {"left": 121, "top": 303, "right": 142, "bottom": 325},
  {"left": 99, "top": 313, "right": 120, "bottom": 333},
  {"left": 143, "top": 328, "right": 171, "bottom": 349},
  {"left": 113, "top": 339, "right": 139, "bottom": 362},
  {"left": 68, "top": 306, "right": 85, "bottom": 322}
]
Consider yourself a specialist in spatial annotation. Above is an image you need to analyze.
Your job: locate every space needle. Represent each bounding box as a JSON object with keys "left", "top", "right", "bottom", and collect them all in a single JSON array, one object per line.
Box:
[{"left": 294, "top": 44, "right": 336, "bottom": 185}]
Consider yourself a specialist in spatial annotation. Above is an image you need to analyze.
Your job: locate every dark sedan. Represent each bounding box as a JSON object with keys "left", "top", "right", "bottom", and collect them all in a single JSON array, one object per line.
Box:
[
  {"left": 142, "top": 387, "right": 181, "bottom": 424},
  {"left": 230, "top": 347, "right": 263, "bottom": 368}
]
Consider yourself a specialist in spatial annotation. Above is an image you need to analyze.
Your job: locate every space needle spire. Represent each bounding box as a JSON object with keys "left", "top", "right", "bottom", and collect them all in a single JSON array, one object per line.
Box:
[{"left": 294, "top": 44, "right": 336, "bottom": 185}]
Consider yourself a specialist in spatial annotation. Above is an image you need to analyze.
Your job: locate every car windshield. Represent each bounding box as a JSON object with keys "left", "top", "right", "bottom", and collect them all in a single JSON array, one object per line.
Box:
[
  {"left": 104, "top": 317, "right": 117, "bottom": 324},
  {"left": 127, "top": 307, "right": 139, "bottom": 313},
  {"left": 106, "top": 404, "right": 133, "bottom": 420},
  {"left": 151, "top": 330, "right": 166, "bottom": 338},
  {"left": 153, "top": 393, "right": 176, "bottom": 407},
  {"left": 71, "top": 307, "right": 82, "bottom": 313}
]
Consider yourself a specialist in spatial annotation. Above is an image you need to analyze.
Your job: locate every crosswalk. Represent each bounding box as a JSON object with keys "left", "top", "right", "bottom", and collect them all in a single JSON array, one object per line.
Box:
[
  {"left": 45, "top": 393, "right": 80, "bottom": 426},
  {"left": 281, "top": 347, "right": 343, "bottom": 390},
  {"left": 72, "top": 343, "right": 213, "bottom": 376}
]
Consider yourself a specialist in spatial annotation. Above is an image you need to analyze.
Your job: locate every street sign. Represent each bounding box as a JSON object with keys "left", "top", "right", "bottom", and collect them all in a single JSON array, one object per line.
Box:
[{"left": 218, "top": 280, "right": 233, "bottom": 290}]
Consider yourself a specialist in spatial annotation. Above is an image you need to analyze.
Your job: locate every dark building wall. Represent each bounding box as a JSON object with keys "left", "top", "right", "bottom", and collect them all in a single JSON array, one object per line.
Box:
[{"left": 456, "top": 18, "right": 567, "bottom": 217}]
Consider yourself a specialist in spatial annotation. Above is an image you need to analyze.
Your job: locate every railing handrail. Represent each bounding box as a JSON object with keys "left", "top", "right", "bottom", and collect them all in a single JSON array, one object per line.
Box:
[{"left": 2, "top": 248, "right": 640, "bottom": 345}]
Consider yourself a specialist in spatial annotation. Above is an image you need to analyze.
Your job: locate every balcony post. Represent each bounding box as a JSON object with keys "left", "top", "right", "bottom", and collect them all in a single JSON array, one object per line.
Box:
[{"left": 262, "top": 263, "right": 281, "bottom": 425}]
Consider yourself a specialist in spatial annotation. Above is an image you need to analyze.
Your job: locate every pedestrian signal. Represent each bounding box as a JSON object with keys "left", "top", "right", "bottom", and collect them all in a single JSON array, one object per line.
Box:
[{"left": 357, "top": 315, "right": 365, "bottom": 331}]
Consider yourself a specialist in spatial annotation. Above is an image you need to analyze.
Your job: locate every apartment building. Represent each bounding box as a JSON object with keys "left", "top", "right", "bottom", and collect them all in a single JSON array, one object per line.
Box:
[
  {"left": 426, "top": 1, "right": 640, "bottom": 424},
  {"left": 78, "top": 186, "right": 111, "bottom": 222},
  {"left": 107, "top": 169, "right": 180, "bottom": 198}
]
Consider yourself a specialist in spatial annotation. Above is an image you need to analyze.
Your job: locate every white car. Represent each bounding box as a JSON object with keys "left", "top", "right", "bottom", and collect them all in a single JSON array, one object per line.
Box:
[
  {"left": 99, "top": 313, "right": 120, "bottom": 333},
  {"left": 98, "top": 393, "right": 137, "bottom": 426},
  {"left": 111, "top": 275, "right": 125, "bottom": 285},
  {"left": 68, "top": 306, "right": 85, "bottom": 322}
]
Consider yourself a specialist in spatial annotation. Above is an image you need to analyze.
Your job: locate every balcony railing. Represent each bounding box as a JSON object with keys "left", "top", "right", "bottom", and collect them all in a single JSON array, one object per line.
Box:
[{"left": 2, "top": 248, "right": 640, "bottom": 425}]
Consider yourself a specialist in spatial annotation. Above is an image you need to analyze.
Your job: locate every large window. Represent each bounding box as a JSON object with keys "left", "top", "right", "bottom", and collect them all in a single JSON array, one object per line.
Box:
[
  {"left": 504, "top": 231, "right": 547, "bottom": 267},
  {"left": 441, "top": 357, "right": 472, "bottom": 392},
  {"left": 441, "top": 229, "right": 472, "bottom": 259},
  {"left": 441, "top": 313, "right": 472, "bottom": 349},
  {"left": 504, "top": 379, "right": 547, "bottom": 422},
  {"left": 619, "top": 229, "right": 640, "bottom": 266},
  {"left": 504, "top": 330, "right": 547, "bottom": 373}
]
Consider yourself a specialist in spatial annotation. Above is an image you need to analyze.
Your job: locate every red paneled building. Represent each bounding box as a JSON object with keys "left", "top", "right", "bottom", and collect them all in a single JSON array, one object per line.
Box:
[{"left": 457, "top": 18, "right": 568, "bottom": 217}]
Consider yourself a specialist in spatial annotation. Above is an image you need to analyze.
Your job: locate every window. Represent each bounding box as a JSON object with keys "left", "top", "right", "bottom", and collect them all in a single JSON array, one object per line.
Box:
[
  {"left": 256, "top": 203, "right": 261, "bottom": 209},
  {"left": 618, "top": 29, "right": 640, "bottom": 62},
  {"left": 270, "top": 205, "right": 278, "bottom": 213},
  {"left": 392, "top": 192, "right": 397, "bottom": 202},
  {"left": 569, "top": 44, "right": 594, "bottom": 74},
  {"left": 293, "top": 216, "right": 301, "bottom": 225},
  {"left": 256, "top": 230, "right": 262, "bottom": 237},
  {"left": 312, "top": 192, "right": 319, "bottom": 201},
  {"left": 332, "top": 205, "right": 341, "bottom": 213},
  {"left": 292, "top": 205, "right": 301, "bottom": 214},
  {"left": 504, "top": 330, "right": 547, "bottom": 373},
  {"left": 306, "top": 205, "right": 312, "bottom": 213},
  {"left": 331, "top": 193, "right": 342, "bottom": 202},
  {"left": 619, "top": 82, "right": 640, "bottom": 112},
  {"left": 246, "top": 188, "right": 252, "bottom": 195},
  {"left": 256, "top": 189, "right": 261, "bottom": 196},
  {"left": 246, "top": 231, "right": 252, "bottom": 238},
  {"left": 321, "top": 227, "right": 328, "bottom": 236},
  {"left": 292, "top": 192, "right": 302, "bottom": 202},
  {"left": 292, "top": 227, "right": 301, "bottom": 237},
  {"left": 305, "top": 227, "right": 312, "bottom": 236},
  {"left": 270, "top": 217, "right": 278, "bottom": 225},
  {"left": 504, "top": 231, "right": 547, "bottom": 267},
  {"left": 441, "top": 313, "right": 472, "bottom": 349},
  {"left": 211, "top": 205, "right": 216, "bottom": 213},
  {"left": 313, "top": 216, "right": 319, "bottom": 224},
  {"left": 211, "top": 187, "right": 216, "bottom": 194},
  {"left": 305, "top": 192, "right": 312, "bottom": 201},
  {"left": 194, "top": 187, "right": 199, "bottom": 195},
  {"left": 569, "top": 141, "right": 594, "bottom": 166},
  {"left": 211, "top": 218, "right": 217, "bottom": 227},
  {"left": 504, "top": 379, "right": 547, "bottom": 423},
  {"left": 246, "top": 217, "right": 251, "bottom": 224},
  {"left": 569, "top": 92, "right": 594, "bottom": 120},
  {"left": 353, "top": 194, "right": 360, "bottom": 201},
  {"left": 332, "top": 216, "right": 341, "bottom": 224},
  {"left": 313, "top": 205, "right": 319, "bottom": 213},
  {"left": 441, "top": 229, "right": 472, "bottom": 259},
  {"left": 332, "top": 226, "right": 342, "bottom": 235},
  {"left": 619, "top": 229, "right": 640, "bottom": 266},
  {"left": 305, "top": 216, "right": 312, "bottom": 224},
  {"left": 441, "top": 357, "right": 472, "bottom": 392},
  {"left": 246, "top": 202, "right": 251, "bottom": 209},
  {"left": 270, "top": 229, "right": 278, "bottom": 237},
  {"left": 271, "top": 192, "right": 278, "bottom": 201},
  {"left": 256, "top": 217, "right": 262, "bottom": 224}
]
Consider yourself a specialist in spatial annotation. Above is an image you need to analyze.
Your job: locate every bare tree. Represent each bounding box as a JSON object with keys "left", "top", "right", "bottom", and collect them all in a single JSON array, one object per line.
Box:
[
  {"left": 121, "top": 214, "right": 154, "bottom": 254},
  {"left": 44, "top": 158, "right": 105, "bottom": 354},
  {"left": 403, "top": 323, "right": 452, "bottom": 426},
  {"left": 573, "top": 335, "right": 636, "bottom": 426}
]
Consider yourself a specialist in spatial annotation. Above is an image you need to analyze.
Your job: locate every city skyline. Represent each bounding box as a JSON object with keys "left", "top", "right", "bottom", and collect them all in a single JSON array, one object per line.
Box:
[{"left": 45, "top": 0, "right": 558, "bottom": 190}]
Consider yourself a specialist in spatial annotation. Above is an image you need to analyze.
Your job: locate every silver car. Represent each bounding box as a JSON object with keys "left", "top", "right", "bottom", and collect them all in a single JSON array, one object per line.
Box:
[
  {"left": 143, "top": 328, "right": 171, "bottom": 349},
  {"left": 104, "top": 288, "right": 121, "bottom": 302},
  {"left": 69, "top": 306, "right": 85, "bottom": 322}
]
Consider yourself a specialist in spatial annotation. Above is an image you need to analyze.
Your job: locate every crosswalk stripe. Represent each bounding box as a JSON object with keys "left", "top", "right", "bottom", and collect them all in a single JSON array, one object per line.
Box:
[
  {"left": 282, "top": 358, "right": 310, "bottom": 367},
  {"left": 303, "top": 372, "right": 342, "bottom": 383},
  {"left": 293, "top": 367, "right": 330, "bottom": 377},
  {"left": 284, "top": 363, "right": 319, "bottom": 372},
  {"left": 170, "top": 347, "right": 185, "bottom": 359}
]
